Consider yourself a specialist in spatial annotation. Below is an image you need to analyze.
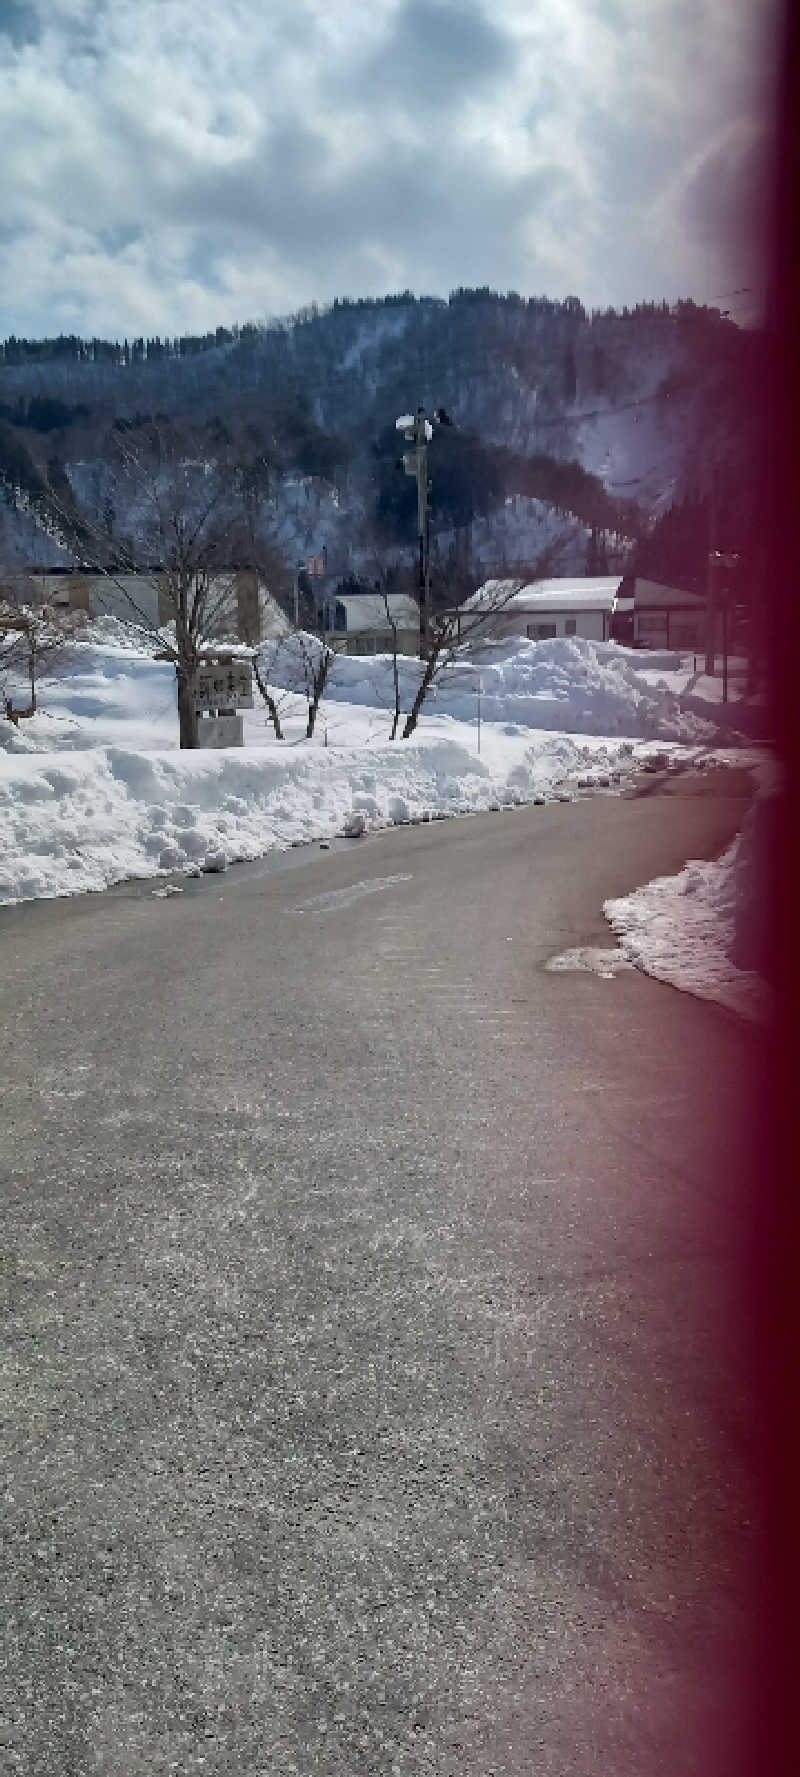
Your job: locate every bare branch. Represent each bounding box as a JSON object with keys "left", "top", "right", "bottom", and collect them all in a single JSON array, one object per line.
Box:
[
  {"left": 1, "top": 583, "right": 87, "bottom": 717},
  {"left": 400, "top": 549, "right": 555, "bottom": 738}
]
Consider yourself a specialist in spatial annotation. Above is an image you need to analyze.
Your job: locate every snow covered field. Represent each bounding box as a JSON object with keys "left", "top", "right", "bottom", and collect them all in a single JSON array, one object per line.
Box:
[{"left": 0, "top": 621, "right": 772, "bottom": 1022}]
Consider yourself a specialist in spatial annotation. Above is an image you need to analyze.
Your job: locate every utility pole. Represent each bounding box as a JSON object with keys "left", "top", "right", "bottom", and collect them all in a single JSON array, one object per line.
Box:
[
  {"left": 396, "top": 405, "right": 451, "bottom": 659},
  {"left": 746, "top": 544, "right": 764, "bottom": 696},
  {"left": 717, "top": 551, "right": 738, "bottom": 703},
  {"left": 705, "top": 466, "right": 718, "bottom": 677}
]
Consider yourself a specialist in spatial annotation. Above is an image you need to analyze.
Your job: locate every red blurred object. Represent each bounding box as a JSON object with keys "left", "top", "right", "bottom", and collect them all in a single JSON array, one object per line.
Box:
[{"left": 749, "top": 4, "right": 799, "bottom": 1772}]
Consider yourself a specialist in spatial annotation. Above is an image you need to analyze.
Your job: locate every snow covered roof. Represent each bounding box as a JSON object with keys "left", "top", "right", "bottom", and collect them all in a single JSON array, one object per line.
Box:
[
  {"left": 336, "top": 593, "right": 420, "bottom": 631},
  {"left": 463, "top": 576, "right": 625, "bottom": 615},
  {"left": 631, "top": 578, "right": 705, "bottom": 608}
]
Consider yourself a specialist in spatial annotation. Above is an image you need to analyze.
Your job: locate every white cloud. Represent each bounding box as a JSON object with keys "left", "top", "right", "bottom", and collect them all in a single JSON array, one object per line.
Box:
[{"left": 0, "top": 0, "right": 780, "bottom": 338}]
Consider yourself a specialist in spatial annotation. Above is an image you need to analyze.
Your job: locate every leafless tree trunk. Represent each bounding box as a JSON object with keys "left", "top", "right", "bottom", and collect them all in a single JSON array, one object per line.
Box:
[
  {"left": 27, "top": 628, "right": 37, "bottom": 713},
  {"left": 401, "top": 637, "right": 442, "bottom": 738},
  {"left": 37, "top": 423, "right": 283, "bottom": 749},
  {"left": 399, "top": 554, "right": 553, "bottom": 738},
  {"left": 381, "top": 588, "right": 402, "bottom": 739},
  {"left": 306, "top": 645, "right": 333, "bottom": 739},
  {"left": 252, "top": 652, "right": 284, "bottom": 738},
  {"left": 176, "top": 651, "right": 199, "bottom": 749}
]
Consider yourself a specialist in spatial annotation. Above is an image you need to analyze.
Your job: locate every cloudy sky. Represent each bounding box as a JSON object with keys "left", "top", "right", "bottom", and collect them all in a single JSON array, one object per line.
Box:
[{"left": 0, "top": 0, "right": 778, "bottom": 340}]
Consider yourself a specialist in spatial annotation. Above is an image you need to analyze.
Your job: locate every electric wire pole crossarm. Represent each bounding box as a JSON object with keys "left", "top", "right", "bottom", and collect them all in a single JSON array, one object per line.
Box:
[{"left": 395, "top": 404, "right": 452, "bottom": 657}]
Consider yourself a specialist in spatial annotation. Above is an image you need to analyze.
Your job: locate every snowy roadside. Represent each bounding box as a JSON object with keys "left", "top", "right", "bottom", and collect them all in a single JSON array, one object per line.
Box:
[
  {"left": 604, "top": 845, "right": 769, "bottom": 1023},
  {"left": 0, "top": 623, "right": 772, "bottom": 1024},
  {"left": 603, "top": 759, "right": 780, "bottom": 1024},
  {"left": 0, "top": 626, "right": 718, "bottom": 907},
  {"left": 0, "top": 728, "right": 692, "bottom": 907}
]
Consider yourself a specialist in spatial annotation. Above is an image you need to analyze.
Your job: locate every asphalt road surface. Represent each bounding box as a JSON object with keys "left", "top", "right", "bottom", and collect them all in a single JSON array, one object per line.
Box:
[{"left": 1, "top": 768, "right": 765, "bottom": 1776}]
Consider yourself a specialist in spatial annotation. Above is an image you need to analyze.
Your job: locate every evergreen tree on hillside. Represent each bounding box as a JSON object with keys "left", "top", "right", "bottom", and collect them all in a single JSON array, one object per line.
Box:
[
  {"left": 0, "top": 292, "right": 757, "bottom": 585},
  {"left": 563, "top": 347, "right": 577, "bottom": 404}
]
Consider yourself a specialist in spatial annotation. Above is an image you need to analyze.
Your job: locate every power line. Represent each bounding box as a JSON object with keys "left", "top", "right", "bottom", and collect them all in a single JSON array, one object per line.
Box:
[
  {"left": 707, "top": 287, "right": 751, "bottom": 303},
  {"left": 532, "top": 384, "right": 692, "bottom": 429}
]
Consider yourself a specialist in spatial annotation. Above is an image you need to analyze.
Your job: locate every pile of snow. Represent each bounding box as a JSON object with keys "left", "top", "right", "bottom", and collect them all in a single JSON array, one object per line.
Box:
[
  {"left": 604, "top": 846, "right": 765, "bottom": 1021},
  {"left": 0, "top": 644, "right": 180, "bottom": 753},
  {"left": 261, "top": 633, "right": 715, "bottom": 743},
  {"left": 4, "top": 624, "right": 720, "bottom": 756},
  {"left": 0, "top": 622, "right": 762, "bottom": 927},
  {"left": 0, "top": 730, "right": 638, "bottom": 906},
  {"left": 604, "top": 762, "right": 780, "bottom": 1023},
  {"left": 0, "top": 718, "right": 43, "bottom": 756}
]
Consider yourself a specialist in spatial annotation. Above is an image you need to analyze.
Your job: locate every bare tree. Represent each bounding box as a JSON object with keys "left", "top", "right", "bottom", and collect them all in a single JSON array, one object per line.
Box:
[
  {"left": 252, "top": 629, "right": 339, "bottom": 743},
  {"left": 41, "top": 423, "right": 289, "bottom": 748},
  {"left": 0, "top": 564, "right": 85, "bottom": 719},
  {"left": 400, "top": 572, "right": 546, "bottom": 738},
  {"left": 235, "top": 457, "right": 296, "bottom": 637},
  {"left": 253, "top": 575, "right": 546, "bottom": 746},
  {"left": 253, "top": 556, "right": 556, "bottom": 747}
]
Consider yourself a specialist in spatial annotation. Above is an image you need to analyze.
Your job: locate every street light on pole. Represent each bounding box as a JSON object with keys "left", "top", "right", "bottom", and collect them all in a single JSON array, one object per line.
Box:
[{"left": 395, "top": 405, "right": 451, "bottom": 658}]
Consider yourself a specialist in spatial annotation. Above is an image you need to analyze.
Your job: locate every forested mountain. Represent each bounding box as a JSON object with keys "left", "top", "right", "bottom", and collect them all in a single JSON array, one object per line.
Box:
[{"left": 0, "top": 291, "right": 761, "bottom": 601}]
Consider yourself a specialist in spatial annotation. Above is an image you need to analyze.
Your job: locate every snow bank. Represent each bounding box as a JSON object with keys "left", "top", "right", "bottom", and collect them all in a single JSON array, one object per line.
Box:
[
  {"left": 4, "top": 625, "right": 718, "bottom": 755},
  {"left": 603, "top": 781, "right": 777, "bottom": 1024},
  {"left": 261, "top": 634, "right": 715, "bottom": 743},
  {"left": 0, "top": 718, "right": 43, "bottom": 756},
  {"left": 0, "top": 730, "right": 630, "bottom": 906},
  {"left": 1, "top": 623, "right": 764, "bottom": 922}
]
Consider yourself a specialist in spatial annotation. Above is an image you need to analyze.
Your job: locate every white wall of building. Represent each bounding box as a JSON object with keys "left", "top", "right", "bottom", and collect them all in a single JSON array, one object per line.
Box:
[
  {"left": 464, "top": 607, "right": 608, "bottom": 643},
  {"left": 87, "top": 576, "right": 162, "bottom": 628}
]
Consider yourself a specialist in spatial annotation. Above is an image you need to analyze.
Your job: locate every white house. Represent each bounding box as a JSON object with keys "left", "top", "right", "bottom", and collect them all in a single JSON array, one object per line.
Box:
[
  {"left": 329, "top": 592, "right": 420, "bottom": 655},
  {"left": 455, "top": 575, "right": 716, "bottom": 650},
  {"left": 456, "top": 576, "right": 626, "bottom": 643},
  {"left": 622, "top": 578, "right": 707, "bottom": 649},
  {"left": 26, "top": 570, "right": 291, "bottom": 644}
]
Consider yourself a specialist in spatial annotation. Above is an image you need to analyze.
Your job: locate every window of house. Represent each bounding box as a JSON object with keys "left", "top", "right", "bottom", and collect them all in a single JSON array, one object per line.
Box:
[
  {"left": 527, "top": 622, "right": 557, "bottom": 640},
  {"left": 564, "top": 619, "right": 577, "bottom": 635}
]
